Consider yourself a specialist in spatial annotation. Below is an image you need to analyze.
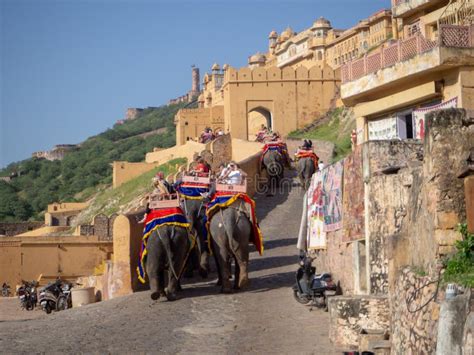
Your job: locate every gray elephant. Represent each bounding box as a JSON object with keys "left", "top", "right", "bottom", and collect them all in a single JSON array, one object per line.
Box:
[
  {"left": 181, "top": 198, "right": 210, "bottom": 277},
  {"left": 297, "top": 157, "right": 316, "bottom": 190},
  {"left": 145, "top": 225, "right": 191, "bottom": 301},
  {"left": 208, "top": 199, "right": 253, "bottom": 293},
  {"left": 262, "top": 149, "right": 284, "bottom": 193}
]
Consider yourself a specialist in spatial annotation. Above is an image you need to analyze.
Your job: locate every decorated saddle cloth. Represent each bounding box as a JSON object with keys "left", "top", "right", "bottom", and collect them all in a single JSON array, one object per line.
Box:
[
  {"left": 260, "top": 142, "right": 290, "bottom": 169},
  {"left": 137, "top": 207, "right": 193, "bottom": 284},
  {"left": 295, "top": 150, "right": 319, "bottom": 168},
  {"left": 176, "top": 182, "right": 210, "bottom": 200},
  {"left": 205, "top": 191, "right": 264, "bottom": 255}
]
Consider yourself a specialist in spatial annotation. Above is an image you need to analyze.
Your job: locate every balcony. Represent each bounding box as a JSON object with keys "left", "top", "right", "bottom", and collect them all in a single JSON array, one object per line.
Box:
[
  {"left": 392, "top": 0, "right": 445, "bottom": 18},
  {"left": 341, "top": 24, "right": 474, "bottom": 102},
  {"left": 308, "top": 37, "right": 327, "bottom": 49}
]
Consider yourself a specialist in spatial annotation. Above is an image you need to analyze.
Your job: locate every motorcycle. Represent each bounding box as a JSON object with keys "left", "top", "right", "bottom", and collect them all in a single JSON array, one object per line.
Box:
[
  {"left": 17, "top": 280, "right": 38, "bottom": 310},
  {"left": 2, "top": 283, "right": 11, "bottom": 297},
  {"left": 292, "top": 254, "right": 338, "bottom": 309},
  {"left": 39, "top": 279, "right": 72, "bottom": 314}
]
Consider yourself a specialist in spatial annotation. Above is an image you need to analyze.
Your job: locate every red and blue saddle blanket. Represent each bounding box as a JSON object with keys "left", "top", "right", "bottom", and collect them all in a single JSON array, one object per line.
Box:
[
  {"left": 260, "top": 142, "right": 290, "bottom": 168},
  {"left": 295, "top": 150, "right": 319, "bottom": 169},
  {"left": 205, "top": 191, "right": 264, "bottom": 255},
  {"left": 176, "top": 182, "right": 210, "bottom": 200},
  {"left": 137, "top": 207, "right": 191, "bottom": 284}
]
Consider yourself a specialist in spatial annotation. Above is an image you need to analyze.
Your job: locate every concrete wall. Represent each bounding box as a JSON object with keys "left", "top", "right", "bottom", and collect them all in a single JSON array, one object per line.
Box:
[
  {"left": 176, "top": 106, "right": 224, "bottom": 145},
  {"left": 231, "top": 138, "right": 263, "bottom": 163},
  {"left": 0, "top": 236, "right": 112, "bottom": 287},
  {"left": 223, "top": 65, "right": 340, "bottom": 140},
  {"left": 112, "top": 161, "right": 162, "bottom": 188},
  {"left": 145, "top": 140, "right": 208, "bottom": 165},
  {"left": 0, "top": 222, "right": 43, "bottom": 236},
  {"left": 237, "top": 152, "right": 264, "bottom": 198},
  {"left": 47, "top": 202, "right": 88, "bottom": 213},
  {"left": 391, "top": 267, "right": 441, "bottom": 354}
]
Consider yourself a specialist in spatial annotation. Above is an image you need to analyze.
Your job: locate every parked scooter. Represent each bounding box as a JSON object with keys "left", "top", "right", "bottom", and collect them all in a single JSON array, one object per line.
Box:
[
  {"left": 2, "top": 283, "right": 11, "bottom": 297},
  {"left": 292, "top": 253, "right": 338, "bottom": 309},
  {"left": 17, "top": 280, "right": 38, "bottom": 310},
  {"left": 38, "top": 279, "right": 72, "bottom": 314}
]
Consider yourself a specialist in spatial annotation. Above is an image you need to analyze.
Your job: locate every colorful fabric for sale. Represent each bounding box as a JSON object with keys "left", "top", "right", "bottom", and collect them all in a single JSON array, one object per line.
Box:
[{"left": 306, "top": 160, "right": 344, "bottom": 249}]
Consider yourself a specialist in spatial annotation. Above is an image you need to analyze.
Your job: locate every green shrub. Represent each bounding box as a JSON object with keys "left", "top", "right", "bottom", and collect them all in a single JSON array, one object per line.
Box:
[
  {"left": 0, "top": 103, "right": 188, "bottom": 221},
  {"left": 443, "top": 223, "right": 474, "bottom": 287}
]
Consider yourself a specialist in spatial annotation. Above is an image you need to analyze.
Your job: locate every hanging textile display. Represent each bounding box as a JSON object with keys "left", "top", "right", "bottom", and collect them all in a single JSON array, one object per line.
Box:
[
  {"left": 413, "top": 97, "right": 457, "bottom": 139},
  {"left": 306, "top": 160, "right": 344, "bottom": 250}
]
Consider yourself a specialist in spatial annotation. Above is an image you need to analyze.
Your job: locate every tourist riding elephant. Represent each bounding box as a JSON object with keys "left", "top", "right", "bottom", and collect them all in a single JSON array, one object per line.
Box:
[
  {"left": 262, "top": 149, "right": 284, "bottom": 193},
  {"left": 208, "top": 199, "right": 253, "bottom": 293},
  {"left": 182, "top": 198, "right": 211, "bottom": 278},
  {"left": 145, "top": 224, "right": 191, "bottom": 301},
  {"left": 297, "top": 157, "right": 316, "bottom": 190}
]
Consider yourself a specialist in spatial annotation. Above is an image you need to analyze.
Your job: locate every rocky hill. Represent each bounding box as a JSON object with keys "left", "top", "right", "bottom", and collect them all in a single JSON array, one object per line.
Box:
[{"left": 0, "top": 102, "right": 190, "bottom": 222}]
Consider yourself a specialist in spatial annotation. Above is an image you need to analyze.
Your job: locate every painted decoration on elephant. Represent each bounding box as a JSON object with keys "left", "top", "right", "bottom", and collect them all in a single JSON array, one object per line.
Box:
[
  {"left": 342, "top": 145, "right": 365, "bottom": 242},
  {"left": 306, "top": 160, "right": 344, "bottom": 249},
  {"left": 413, "top": 97, "right": 457, "bottom": 140}
]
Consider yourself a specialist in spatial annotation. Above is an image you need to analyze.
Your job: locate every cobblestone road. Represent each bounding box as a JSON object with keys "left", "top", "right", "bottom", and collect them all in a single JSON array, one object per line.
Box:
[{"left": 0, "top": 175, "right": 338, "bottom": 354}]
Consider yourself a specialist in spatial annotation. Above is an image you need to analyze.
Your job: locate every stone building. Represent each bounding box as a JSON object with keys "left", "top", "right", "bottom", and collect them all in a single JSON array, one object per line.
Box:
[
  {"left": 168, "top": 66, "right": 201, "bottom": 105},
  {"left": 44, "top": 202, "right": 88, "bottom": 227},
  {"left": 341, "top": 0, "right": 474, "bottom": 144},
  {"left": 314, "top": 108, "right": 473, "bottom": 353},
  {"left": 174, "top": 10, "right": 392, "bottom": 145}
]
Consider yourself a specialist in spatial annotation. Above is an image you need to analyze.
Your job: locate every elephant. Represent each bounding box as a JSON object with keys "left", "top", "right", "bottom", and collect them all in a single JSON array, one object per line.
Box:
[
  {"left": 208, "top": 199, "right": 253, "bottom": 293},
  {"left": 181, "top": 198, "right": 211, "bottom": 278},
  {"left": 262, "top": 149, "right": 284, "bottom": 193},
  {"left": 145, "top": 224, "right": 191, "bottom": 301},
  {"left": 297, "top": 156, "right": 316, "bottom": 190}
]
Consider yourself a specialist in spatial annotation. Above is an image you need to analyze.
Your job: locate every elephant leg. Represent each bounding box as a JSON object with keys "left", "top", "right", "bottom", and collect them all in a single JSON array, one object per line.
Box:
[
  {"left": 197, "top": 222, "right": 209, "bottom": 278},
  {"left": 183, "top": 243, "right": 198, "bottom": 278},
  {"left": 235, "top": 247, "right": 250, "bottom": 290},
  {"left": 146, "top": 235, "right": 164, "bottom": 300},
  {"left": 299, "top": 174, "right": 305, "bottom": 188},
  {"left": 165, "top": 231, "right": 188, "bottom": 301},
  {"left": 211, "top": 241, "right": 223, "bottom": 286},
  {"left": 213, "top": 239, "right": 232, "bottom": 293},
  {"left": 233, "top": 257, "right": 240, "bottom": 290}
]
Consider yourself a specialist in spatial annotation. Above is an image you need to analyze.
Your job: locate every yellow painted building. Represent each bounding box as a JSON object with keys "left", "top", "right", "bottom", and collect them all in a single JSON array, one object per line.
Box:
[
  {"left": 175, "top": 9, "right": 393, "bottom": 145},
  {"left": 340, "top": 0, "right": 474, "bottom": 143}
]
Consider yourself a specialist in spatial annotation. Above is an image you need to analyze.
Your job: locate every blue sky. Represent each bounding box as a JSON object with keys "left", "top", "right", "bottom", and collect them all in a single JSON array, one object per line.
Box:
[{"left": 0, "top": 0, "right": 390, "bottom": 167}]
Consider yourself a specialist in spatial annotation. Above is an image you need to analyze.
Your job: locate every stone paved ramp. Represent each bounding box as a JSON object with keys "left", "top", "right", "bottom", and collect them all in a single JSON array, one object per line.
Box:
[{"left": 0, "top": 175, "right": 338, "bottom": 354}]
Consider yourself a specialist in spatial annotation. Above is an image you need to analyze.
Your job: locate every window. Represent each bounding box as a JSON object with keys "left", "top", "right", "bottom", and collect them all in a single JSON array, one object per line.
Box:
[
  {"left": 407, "top": 21, "right": 421, "bottom": 37},
  {"left": 397, "top": 113, "right": 414, "bottom": 139}
]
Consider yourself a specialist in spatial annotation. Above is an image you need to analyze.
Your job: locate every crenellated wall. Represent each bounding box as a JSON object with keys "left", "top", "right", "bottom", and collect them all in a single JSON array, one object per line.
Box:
[{"left": 223, "top": 65, "right": 340, "bottom": 140}]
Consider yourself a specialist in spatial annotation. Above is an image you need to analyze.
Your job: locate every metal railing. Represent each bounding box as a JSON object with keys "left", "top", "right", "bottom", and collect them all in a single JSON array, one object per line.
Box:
[{"left": 341, "top": 24, "right": 473, "bottom": 83}]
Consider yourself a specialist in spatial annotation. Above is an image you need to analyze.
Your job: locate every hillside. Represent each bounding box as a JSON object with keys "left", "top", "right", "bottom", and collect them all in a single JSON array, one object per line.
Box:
[
  {"left": 0, "top": 102, "right": 191, "bottom": 222},
  {"left": 288, "top": 107, "right": 355, "bottom": 162}
]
